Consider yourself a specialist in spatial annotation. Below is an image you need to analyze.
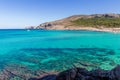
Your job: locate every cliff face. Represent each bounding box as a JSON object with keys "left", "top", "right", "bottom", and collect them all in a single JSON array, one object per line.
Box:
[{"left": 28, "top": 14, "right": 120, "bottom": 30}]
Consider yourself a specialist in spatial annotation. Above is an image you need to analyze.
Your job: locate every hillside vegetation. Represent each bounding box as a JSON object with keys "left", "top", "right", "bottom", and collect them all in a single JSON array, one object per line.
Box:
[{"left": 72, "top": 17, "right": 120, "bottom": 28}]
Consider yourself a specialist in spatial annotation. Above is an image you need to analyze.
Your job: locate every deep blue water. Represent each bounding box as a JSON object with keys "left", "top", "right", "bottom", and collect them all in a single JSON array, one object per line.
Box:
[{"left": 0, "top": 29, "right": 120, "bottom": 72}]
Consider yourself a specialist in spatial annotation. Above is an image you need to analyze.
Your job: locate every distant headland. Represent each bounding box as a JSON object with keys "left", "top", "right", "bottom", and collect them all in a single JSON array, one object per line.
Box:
[{"left": 27, "top": 14, "right": 120, "bottom": 33}]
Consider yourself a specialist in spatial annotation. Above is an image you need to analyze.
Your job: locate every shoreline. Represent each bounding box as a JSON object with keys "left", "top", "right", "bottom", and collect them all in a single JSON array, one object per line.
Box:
[
  {"left": 75, "top": 27, "right": 120, "bottom": 33},
  {"left": 45, "top": 27, "right": 120, "bottom": 33}
]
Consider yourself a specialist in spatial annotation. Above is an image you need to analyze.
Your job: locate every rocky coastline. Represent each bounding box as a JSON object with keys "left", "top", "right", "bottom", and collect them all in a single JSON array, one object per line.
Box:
[
  {"left": 27, "top": 26, "right": 120, "bottom": 33},
  {"left": 29, "top": 65, "right": 120, "bottom": 80}
]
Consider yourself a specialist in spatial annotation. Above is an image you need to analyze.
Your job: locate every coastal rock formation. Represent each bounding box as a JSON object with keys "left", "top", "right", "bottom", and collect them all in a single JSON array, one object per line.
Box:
[
  {"left": 29, "top": 65, "right": 120, "bottom": 80},
  {"left": 27, "top": 14, "right": 120, "bottom": 30}
]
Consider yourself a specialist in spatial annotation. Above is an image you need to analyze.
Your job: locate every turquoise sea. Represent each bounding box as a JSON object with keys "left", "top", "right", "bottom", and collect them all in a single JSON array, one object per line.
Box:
[{"left": 0, "top": 29, "right": 120, "bottom": 75}]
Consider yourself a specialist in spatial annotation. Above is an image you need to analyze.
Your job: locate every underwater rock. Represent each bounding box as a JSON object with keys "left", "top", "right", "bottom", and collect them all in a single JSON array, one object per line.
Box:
[
  {"left": 29, "top": 75, "right": 56, "bottom": 80},
  {"left": 109, "top": 65, "right": 120, "bottom": 80},
  {"left": 32, "top": 65, "right": 120, "bottom": 80}
]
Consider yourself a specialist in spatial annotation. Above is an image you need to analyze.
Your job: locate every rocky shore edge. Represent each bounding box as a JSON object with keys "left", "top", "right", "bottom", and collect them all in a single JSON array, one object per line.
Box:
[
  {"left": 29, "top": 65, "right": 120, "bottom": 80},
  {"left": 27, "top": 26, "right": 120, "bottom": 33},
  {"left": 70, "top": 27, "right": 120, "bottom": 33}
]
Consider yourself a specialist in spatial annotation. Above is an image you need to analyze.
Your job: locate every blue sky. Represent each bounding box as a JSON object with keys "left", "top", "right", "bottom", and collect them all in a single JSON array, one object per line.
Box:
[{"left": 0, "top": 0, "right": 120, "bottom": 29}]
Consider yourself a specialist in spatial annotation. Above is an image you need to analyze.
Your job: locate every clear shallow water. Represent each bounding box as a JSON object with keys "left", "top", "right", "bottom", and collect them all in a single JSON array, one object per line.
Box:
[{"left": 0, "top": 29, "right": 120, "bottom": 72}]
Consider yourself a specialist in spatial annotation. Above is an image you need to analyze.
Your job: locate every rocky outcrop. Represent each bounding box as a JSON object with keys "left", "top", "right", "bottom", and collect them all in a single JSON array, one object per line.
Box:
[
  {"left": 36, "top": 23, "right": 54, "bottom": 29},
  {"left": 29, "top": 65, "right": 120, "bottom": 80}
]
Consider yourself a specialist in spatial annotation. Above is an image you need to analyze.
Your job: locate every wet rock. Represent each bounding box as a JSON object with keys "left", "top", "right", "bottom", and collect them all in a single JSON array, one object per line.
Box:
[
  {"left": 28, "top": 75, "right": 56, "bottom": 80},
  {"left": 109, "top": 65, "right": 120, "bottom": 80},
  {"left": 56, "top": 68, "right": 77, "bottom": 80},
  {"left": 36, "top": 65, "right": 120, "bottom": 80}
]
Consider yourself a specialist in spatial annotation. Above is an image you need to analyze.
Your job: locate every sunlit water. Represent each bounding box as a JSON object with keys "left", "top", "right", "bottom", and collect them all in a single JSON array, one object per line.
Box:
[{"left": 0, "top": 29, "right": 120, "bottom": 72}]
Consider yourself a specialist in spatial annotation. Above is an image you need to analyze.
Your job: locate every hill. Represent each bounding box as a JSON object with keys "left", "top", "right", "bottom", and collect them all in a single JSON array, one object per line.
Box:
[{"left": 28, "top": 14, "right": 120, "bottom": 32}]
